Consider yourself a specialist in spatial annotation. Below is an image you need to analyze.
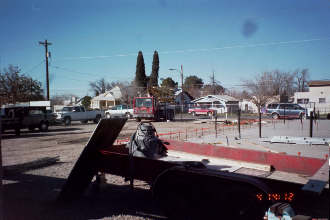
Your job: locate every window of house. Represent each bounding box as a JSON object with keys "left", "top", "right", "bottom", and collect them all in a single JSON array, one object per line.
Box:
[
  {"left": 297, "top": 99, "right": 309, "bottom": 104},
  {"left": 319, "top": 98, "right": 326, "bottom": 103}
]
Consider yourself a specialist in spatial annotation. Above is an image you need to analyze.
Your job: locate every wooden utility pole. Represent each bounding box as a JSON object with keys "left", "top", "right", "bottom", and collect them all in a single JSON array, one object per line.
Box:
[
  {"left": 0, "top": 118, "right": 3, "bottom": 220},
  {"left": 180, "top": 65, "right": 184, "bottom": 114},
  {"left": 39, "top": 40, "right": 52, "bottom": 100}
]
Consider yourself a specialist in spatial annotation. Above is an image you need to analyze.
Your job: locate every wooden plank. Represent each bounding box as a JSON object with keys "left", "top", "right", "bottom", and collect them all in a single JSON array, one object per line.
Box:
[{"left": 302, "top": 160, "right": 329, "bottom": 194}]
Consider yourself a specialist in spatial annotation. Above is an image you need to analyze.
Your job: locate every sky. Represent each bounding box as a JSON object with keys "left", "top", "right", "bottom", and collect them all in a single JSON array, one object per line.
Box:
[{"left": 1, "top": 0, "right": 330, "bottom": 98}]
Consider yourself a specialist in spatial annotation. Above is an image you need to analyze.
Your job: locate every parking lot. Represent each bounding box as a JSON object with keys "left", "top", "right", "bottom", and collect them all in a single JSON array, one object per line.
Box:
[{"left": 1, "top": 118, "right": 329, "bottom": 219}]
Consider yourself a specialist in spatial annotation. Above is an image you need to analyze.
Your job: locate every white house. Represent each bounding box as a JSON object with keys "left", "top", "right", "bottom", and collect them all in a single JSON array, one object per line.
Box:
[
  {"left": 192, "top": 95, "right": 239, "bottom": 114},
  {"left": 294, "top": 80, "right": 330, "bottom": 113},
  {"left": 91, "top": 86, "right": 123, "bottom": 110},
  {"left": 239, "top": 99, "right": 258, "bottom": 113}
]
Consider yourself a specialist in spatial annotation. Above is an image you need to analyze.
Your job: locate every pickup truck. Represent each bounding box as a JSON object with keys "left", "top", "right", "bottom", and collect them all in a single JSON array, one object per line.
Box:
[
  {"left": 105, "top": 105, "right": 133, "bottom": 119},
  {"left": 56, "top": 106, "right": 104, "bottom": 125}
]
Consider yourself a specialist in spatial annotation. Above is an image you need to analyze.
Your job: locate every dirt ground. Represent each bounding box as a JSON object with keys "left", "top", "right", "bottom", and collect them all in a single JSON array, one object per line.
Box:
[{"left": 1, "top": 118, "right": 329, "bottom": 219}]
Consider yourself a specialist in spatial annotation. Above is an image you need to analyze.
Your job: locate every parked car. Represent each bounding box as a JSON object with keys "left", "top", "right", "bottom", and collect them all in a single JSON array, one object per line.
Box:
[
  {"left": 266, "top": 103, "right": 306, "bottom": 119},
  {"left": 188, "top": 105, "right": 216, "bottom": 117},
  {"left": 56, "top": 106, "right": 104, "bottom": 125},
  {"left": 1, "top": 106, "right": 54, "bottom": 135},
  {"left": 105, "top": 105, "right": 133, "bottom": 119}
]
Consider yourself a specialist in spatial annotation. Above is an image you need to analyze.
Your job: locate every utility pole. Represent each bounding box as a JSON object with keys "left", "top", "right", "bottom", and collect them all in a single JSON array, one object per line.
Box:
[
  {"left": 39, "top": 40, "right": 52, "bottom": 100},
  {"left": 0, "top": 118, "right": 3, "bottom": 220},
  {"left": 180, "top": 65, "right": 184, "bottom": 114}
]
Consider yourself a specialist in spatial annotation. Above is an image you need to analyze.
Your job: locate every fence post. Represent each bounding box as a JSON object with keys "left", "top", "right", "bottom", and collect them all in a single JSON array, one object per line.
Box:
[
  {"left": 309, "top": 111, "right": 314, "bottom": 137},
  {"left": 215, "top": 114, "right": 218, "bottom": 138},
  {"left": 237, "top": 109, "right": 241, "bottom": 139}
]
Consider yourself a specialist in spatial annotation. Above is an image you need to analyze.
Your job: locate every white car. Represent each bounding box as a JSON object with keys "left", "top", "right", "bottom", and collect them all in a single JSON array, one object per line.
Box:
[{"left": 105, "top": 105, "right": 133, "bottom": 119}]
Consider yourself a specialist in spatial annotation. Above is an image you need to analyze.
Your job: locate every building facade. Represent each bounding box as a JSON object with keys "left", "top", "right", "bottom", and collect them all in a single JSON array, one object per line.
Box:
[{"left": 294, "top": 80, "right": 330, "bottom": 113}]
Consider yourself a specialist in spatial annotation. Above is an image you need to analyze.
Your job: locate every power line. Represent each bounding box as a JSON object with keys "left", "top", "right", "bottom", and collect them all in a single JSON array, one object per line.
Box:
[
  {"left": 57, "top": 37, "right": 330, "bottom": 61},
  {"left": 21, "top": 60, "right": 45, "bottom": 75},
  {"left": 50, "top": 65, "right": 134, "bottom": 81}
]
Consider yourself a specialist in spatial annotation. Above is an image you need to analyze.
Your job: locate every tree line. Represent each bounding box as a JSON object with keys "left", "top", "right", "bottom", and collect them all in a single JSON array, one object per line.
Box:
[{"left": 0, "top": 65, "right": 44, "bottom": 106}]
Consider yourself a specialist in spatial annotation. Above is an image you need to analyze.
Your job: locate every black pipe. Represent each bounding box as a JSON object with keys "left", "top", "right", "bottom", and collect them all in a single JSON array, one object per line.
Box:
[
  {"left": 258, "top": 107, "right": 261, "bottom": 138},
  {"left": 309, "top": 111, "right": 313, "bottom": 137},
  {"left": 238, "top": 109, "right": 241, "bottom": 139}
]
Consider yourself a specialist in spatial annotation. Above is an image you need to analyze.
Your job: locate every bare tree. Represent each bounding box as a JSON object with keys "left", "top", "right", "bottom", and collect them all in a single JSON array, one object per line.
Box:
[
  {"left": 243, "top": 72, "right": 274, "bottom": 137},
  {"left": 89, "top": 78, "right": 111, "bottom": 96},
  {"left": 294, "top": 68, "right": 309, "bottom": 92}
]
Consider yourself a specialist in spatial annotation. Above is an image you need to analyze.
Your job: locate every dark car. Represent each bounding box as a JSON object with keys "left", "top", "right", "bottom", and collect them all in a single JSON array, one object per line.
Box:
[
  {"left": 1, "top": 106, "right": 53, "bottom": 135},
  {"left": 266, "top": 103, "right": 306, "bottom": 119}
]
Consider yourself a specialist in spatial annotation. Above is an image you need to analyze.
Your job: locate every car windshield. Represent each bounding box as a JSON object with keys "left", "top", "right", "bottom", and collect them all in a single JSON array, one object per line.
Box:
[{"left": 135, "top": 98, "right": 152, "bottom": 108}]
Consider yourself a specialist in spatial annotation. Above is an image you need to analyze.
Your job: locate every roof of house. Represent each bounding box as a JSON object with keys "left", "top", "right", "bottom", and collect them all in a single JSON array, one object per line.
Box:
[
  {"left": 92, "top": 91, "right": 115, "bottom": 101},
  {"left": 308, "top": 80, "right": 330, "bottom": 87},
  {"left": 175, "top": 89, "right": 194, "bottom": 100},
  {"left": 91, "top": 86, "right": 122, "bottom": 101},
  {"left": 192, "top": 95, "right": 238, "bottom": 103}
]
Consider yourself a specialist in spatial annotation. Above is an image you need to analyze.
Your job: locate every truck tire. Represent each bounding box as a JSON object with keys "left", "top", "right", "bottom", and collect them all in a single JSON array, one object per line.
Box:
[
  {"left": 39, "top": 121, "right": 49, "bottom": 132},
  {"left": 106, "top": 113, "right": 111, "bottom": 119},
  {"left": 64, "top": 117, "right": 71, "bottom": 126},
  {"left": 136, "top": 117, "right": 141, "bottom": 122},
  {"left": 125, "top": 112, "right": 132, "bottom": 119},
  {"left": 93, "top": 114, "right": 101, "bottom": 123}
]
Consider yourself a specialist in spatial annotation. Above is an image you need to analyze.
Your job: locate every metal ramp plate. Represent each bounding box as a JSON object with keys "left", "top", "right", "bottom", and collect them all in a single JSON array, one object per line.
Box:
[
  {"left": 261, "top": 136, "right": 330, "bottom": 145},
  {"left": 58, "top": 118, "right": 127, "bottom": 201}
]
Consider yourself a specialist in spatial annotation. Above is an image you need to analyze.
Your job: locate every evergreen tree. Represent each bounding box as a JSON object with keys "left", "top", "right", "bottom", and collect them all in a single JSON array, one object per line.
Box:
[
  {"left": 150, "top": 50, "right": 159, "bottom": 87},
  {"left": 135, "top": 51, "right": 147, "bottom": 94}
]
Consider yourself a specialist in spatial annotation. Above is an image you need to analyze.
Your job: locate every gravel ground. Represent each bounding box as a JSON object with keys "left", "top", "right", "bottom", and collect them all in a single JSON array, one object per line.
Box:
[{"left": 1, "top": 118, "right": 329, "bottom": 219}]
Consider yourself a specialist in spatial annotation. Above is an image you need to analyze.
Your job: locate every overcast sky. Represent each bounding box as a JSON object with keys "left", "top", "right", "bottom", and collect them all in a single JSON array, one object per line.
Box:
[{"left": 1, "top": 0, "right": 330, "bottom": 97}]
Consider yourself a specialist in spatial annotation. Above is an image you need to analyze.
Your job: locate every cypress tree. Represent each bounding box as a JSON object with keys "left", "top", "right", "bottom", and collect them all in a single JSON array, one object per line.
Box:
[
  {"left": 150, "top": 50, "right": 159, "bottom": 87},
  {"left": 135, "top": 51, "right": 147, "bottom": 93}
]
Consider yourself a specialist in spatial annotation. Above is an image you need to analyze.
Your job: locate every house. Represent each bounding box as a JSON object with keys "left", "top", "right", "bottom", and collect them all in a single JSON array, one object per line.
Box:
[
  {"left": 239, "top": 99, "right": 258, "bottom": 113},
  {"left": 174, "top": 89, "right": 194, "bottom": 105},
  {"left": 192, "top": 95, "right": 239, "bottom": 114},
  {"left": 294, "top": 80, "right": 330, "bottom": 113},
  {"left": 91, "top": 86, "right": 123, "bottom": 110}
]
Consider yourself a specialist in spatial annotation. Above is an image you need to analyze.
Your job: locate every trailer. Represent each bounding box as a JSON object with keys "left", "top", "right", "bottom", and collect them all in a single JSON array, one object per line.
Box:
[{"left": 58, "top": 118, "right": 329, "bottom": 219}]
